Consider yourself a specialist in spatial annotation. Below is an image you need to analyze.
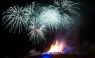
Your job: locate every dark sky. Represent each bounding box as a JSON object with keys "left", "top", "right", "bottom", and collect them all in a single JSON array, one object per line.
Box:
[{"left": 0, "top": 0, "right": 95, "bottom": 54}]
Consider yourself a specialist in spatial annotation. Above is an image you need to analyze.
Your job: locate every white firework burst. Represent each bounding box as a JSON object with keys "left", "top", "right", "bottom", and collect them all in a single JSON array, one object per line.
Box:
[
  {"left": 24, "top": 1, "right": 40, "bottom": 22},
  {"left": 53, "top": 0, "right": 79, "bottom": 29},
  {"left": 54, "top": 0, "right": 79, "bottom": 15},
  {"left": 2, "top": 5, "right": 29, "bottom": 34},
  {"left": 38, "top": 5, "right": 61, "bottom": 33},
  {"left": 27, "top": 18, "right": 47, "bottom": 44}
]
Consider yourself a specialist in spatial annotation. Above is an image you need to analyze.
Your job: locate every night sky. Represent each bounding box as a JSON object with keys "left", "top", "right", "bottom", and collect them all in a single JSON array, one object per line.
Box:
[{"left": 1, "top": 0, "right": 95, "bottom": 55}]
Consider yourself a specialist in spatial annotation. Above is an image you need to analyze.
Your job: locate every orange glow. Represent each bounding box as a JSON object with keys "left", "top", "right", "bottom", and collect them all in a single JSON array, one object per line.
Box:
[{"left": 48, "top": 39, "right": 63, "bottom": 52}]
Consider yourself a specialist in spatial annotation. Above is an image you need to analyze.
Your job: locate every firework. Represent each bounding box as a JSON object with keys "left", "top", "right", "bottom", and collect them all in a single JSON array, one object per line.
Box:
[
  {"left": 2, "top": 0, "right": 80, "bottom": 44},
  {"left": 54, "top": 0, "right": 79, "bottom": 29},
  {"left": 27, "top": 18, "right": 47, "bottom": 44},
  {"left": 60, "top": 13, "right": 74, "bottom": 29},
  {"left": 25, "top": 2, "right": 48, "bottom": 43},
  {"left": 54, "top": 0, "right": 79, "bottom": 15},
  {"left": 24, "top": 1, "right": 40, "bottom": 21},
  {"left": 2, "top": 5, "right": 29, "bottom": 34},
  {"left": 38, "top": 5, "right": 61, "bottom": 33}
]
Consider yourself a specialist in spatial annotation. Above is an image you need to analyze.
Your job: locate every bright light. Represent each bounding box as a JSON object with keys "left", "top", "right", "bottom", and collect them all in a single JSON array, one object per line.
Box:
[
  {"left": 48, "top": 39, "right": 64, "bottom": 52},
  {"left": 41, "top": 55, "right": 51, "bottom": 58}
]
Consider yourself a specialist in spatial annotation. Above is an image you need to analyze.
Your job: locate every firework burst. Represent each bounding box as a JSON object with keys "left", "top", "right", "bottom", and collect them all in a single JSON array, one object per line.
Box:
[
  {"left": 38, "top": 5, "right": 61, "bottom": 33},
  {"left": 24, "top": 1, "right": 40, "bottom": 21},
  {"left": 21, "top": 1, "right": 41, "bottom": 31},
  {"left": 2, "top": 5, "right": 29, "bottom": 34},
  {"left": 54, "top": 0, "right": 79, "bottom": 15},
  {"left": 54, "top": 0, "right": 79, "bottom": 29},
  {"left": 27, "top": 18, "right": 47, "bottom": 44}
]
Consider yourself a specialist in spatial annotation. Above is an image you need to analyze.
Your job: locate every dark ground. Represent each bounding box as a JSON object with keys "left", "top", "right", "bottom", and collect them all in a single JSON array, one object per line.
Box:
[{"left": 25, "top": 54, "right": 95, "bottom": 58}]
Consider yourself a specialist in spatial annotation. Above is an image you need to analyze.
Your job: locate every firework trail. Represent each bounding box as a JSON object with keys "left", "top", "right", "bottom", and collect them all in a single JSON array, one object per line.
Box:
[
  {"left": 61, "top": 13, "right": 74, "bottom": 29},
  {"left": 2, "top": 5, "right": 29, "bottom": 34},
  {"left": 27, "top": 18, "right": 47, "bottom": 44}
]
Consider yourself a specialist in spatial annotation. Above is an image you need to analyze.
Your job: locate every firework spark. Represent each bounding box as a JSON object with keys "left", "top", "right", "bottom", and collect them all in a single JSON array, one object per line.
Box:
[
  {"left": 27, "top": 18, "right": 47, "bottom": 44},
  {"left": 2, "top": 5, "right": 29, "bottom": 34}
]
